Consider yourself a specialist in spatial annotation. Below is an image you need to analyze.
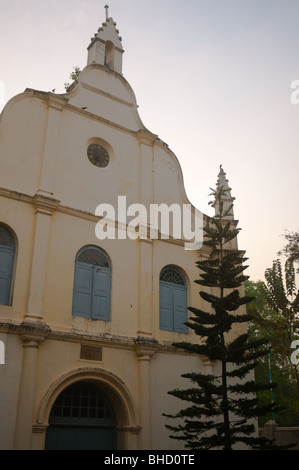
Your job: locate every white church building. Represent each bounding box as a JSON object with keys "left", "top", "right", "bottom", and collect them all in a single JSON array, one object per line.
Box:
[{"left": 0, "top": 7, "right": 245, "bottom": 450}]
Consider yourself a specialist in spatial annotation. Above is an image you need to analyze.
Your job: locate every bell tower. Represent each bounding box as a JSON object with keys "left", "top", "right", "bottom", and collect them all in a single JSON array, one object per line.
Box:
[{"left": 87, "top": 5, "right": 124, "bottom": 74}]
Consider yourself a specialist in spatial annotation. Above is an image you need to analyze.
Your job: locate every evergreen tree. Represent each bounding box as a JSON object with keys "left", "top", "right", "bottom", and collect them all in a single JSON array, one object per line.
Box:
[{"left": 163, "top": 171, "right": 283, "bottom": 450}]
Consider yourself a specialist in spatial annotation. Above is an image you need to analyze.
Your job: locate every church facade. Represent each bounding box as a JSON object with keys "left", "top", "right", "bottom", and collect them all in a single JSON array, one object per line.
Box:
[{"left": 0, "top": 9, "right": 246, "bottom": 450}]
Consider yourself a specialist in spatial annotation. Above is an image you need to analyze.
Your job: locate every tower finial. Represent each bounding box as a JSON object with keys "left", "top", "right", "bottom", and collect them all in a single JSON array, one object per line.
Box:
[
  {"left": 87, "top": 4, "right": 124, "bottom": 74},
  {"left": 214, "top": 166, "right": 235, "bottom": 220},
  {"left": 105, "top": 4, "right": 109, "bottom": 20}
]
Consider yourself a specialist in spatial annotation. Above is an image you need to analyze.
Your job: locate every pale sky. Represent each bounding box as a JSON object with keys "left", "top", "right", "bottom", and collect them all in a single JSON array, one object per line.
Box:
[{"left": 0, "top": 0, "right": 298, "bottom": 283}]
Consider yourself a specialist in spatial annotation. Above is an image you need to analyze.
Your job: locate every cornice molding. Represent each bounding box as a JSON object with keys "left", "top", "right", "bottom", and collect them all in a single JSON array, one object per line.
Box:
[
  {"left": 81, "top": 81, "right": 134, "bottom": 108},
  {"left": 33, "top": 193, "right": 60, "bottom": 215},
  {"left": 136, "top": 129, "right": 158, "bottom": 146},
  {"left": 25, "top": 89, "right": 68, "bottom": 112},
  {"left": 0, "top": 187, "right": 203, "bottom": 249},
  {"left": 0, "top": 320, "right": 201, "bottom": 355},
  {"left": 135, "top": 336, "right": 159, "bottom": 359},
  {"left": 19, "top": 320, "right": 51, "bottom": 344}
]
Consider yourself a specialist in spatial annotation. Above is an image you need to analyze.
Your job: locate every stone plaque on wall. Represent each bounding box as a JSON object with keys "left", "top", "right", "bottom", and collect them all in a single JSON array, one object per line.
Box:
[{"left": 80, "top": 344, "right": 103, "bottom": 361}]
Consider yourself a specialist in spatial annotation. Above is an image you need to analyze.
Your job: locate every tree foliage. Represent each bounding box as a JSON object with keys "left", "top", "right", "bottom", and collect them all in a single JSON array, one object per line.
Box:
[
  {"left": 247, "top": 258, "right": 299, "bottom": 394},
  {"left": 64, "top": 66, "right": 81, "bottom": 91},
  {"left": 278, "top": 231, "right": 299, "bottom": 272},
  {"left": 163, "top": 180, "right": 283, "bottom": 450},
  {"left": 246, "top": 258, "right": 299, "bottom": 425},
  {"left": 245, "top": 279, "right": 299, "bottom": 426}
]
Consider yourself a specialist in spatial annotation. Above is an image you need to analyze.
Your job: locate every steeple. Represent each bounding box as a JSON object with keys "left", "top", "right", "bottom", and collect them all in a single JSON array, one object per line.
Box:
[
  {"left": 87, "top": 5, "right": 124, "bottom": 74},
  {"left": 214, "top": 165, "right": 235, "bottom": 220}
]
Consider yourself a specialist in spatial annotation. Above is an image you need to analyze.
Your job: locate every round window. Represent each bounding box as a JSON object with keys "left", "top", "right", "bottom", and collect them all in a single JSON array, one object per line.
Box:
[{"left": 87, "top": 143, "right": 110, "bottom": 168}]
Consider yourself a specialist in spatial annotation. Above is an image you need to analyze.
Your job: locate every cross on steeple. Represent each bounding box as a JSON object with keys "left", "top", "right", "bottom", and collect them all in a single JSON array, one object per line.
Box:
[{"left": 105, "top": 4, "right": 109, "bottom": 20}]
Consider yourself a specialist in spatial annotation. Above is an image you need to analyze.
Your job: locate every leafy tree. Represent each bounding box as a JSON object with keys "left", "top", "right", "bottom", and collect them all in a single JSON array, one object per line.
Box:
[
  {"left": 163, "top": 178, "right": 283, "bottom": 449},
  {"left": 278, "top": 231, "right": 299, "bottom": 272},
  {"left": 248, "top": 260, "right": 299, "bottom": 392},
  {"left": 64, "top": 66, "right": 81, "bottom": 91},
  {"left": 262, "top": 260, "right": 299, "bottom": 393},
  {"left": 245, "top": 280, "right": 299, "bottom": 426}
]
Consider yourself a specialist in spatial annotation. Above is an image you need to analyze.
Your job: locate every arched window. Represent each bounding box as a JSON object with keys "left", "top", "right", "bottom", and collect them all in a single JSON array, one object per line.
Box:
[
  {"left": 159, "top": 266, "right": 188, "bottom": 333},
  {"left": 72, "top": 246, "right": 111, "bottom": 321},
  {"left": 0, "top": 226, "right": 15, "bottom": 306},
  {"left": 104, "top": 40, "right": 115, "bottom": 69}
]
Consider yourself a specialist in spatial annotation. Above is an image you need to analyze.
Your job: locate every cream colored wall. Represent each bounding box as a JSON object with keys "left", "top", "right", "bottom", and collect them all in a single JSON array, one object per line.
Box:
[
  {"left": 0, "top": 63, "right": 203, "bottom": 331},
  {"left": 0, "top": 199, "right": 202, "bottom": 341},
  {"left": 150, "top": 352, "right": 197, "bottom": 450},
  {"left": 0, "top": 62, "right": 247, "bottom": 450},
  {"left": 0, "top": 95, "right": 47, "bottom": 196},
  {"left": 0, "top": 332, "right": 23, "bottom": 449},
  {"left": 0, "top": 197, "right": 35, "bottom": 321},
  {"left": 42, "top": 210, "right": 141, "bottom": 337}
]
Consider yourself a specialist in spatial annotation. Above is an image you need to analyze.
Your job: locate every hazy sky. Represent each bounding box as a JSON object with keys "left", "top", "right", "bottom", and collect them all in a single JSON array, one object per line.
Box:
[{"left": 0, "top": 0, "right": 298, "bottom": 283}]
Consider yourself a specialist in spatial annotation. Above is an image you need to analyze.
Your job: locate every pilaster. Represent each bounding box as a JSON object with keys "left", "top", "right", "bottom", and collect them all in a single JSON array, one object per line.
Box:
[
  {"left": 13, "top": 320, "right": 50, "bottom": 450},
  {"left": 136, "top": 130, "right": 157, "bottom": 337},
  {"left": 135, "top": 337, "right": 157, "bottom": 450},
  {"left": 38, "top": 93, "right": 66, "bottom": 197},
  {"left": 26, "top": 194, "right": 60, "bottom": 320}
]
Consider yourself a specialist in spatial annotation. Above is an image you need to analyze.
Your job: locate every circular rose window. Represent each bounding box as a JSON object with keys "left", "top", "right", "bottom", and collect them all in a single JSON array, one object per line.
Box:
[{"left": 87, "top": 143, "right": 110, "bottom": 168}]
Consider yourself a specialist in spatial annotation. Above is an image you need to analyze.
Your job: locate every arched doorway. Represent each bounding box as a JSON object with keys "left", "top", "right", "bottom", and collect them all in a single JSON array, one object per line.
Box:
[{"left": 45, "top": 381, "right": 117, "bottom": 450}]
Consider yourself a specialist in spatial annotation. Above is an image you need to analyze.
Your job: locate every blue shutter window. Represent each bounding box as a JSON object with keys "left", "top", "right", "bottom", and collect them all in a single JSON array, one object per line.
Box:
[
  {"left": 72, "top": 247, "right": 111, "bottom": 321},
  {"left": 159, "top": 267, "right": 188, "bottom": 333},
  {"left": 0, "top": 226, "right": 15, "bottom": 306}
]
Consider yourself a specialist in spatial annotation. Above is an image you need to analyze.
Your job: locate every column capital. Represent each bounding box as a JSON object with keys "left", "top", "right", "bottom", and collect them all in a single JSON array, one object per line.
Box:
[
  {"left": 19, "top": 320, "right": 51, "bottom": 344},
  {"left": 47, "top": 92, "right": 68, "bottom": 112},
  {"left": 136, "top": 129, "right": 158, "bottom": 146},
  {"left": 32, "top": 423, "right": 49, "bottom": 434},
  {"left": 135, "top": 336, "right": 158, "bottom": 359},
  {"left": 116, "top": 425, "right": 142, "bottom": 435},
  {"left": 33, "top": 193, "right": 60, "bottom": 215}
]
